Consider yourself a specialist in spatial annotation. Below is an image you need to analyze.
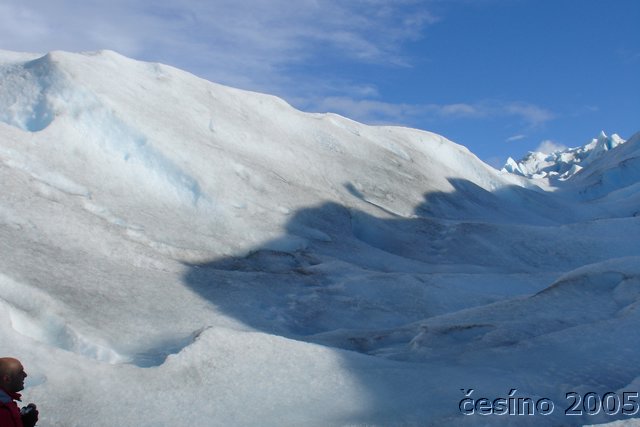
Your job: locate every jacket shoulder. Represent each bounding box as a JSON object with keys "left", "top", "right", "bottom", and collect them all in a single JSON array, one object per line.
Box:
[{"left": 0, "top": 399, "right": 22, "bottom": 427}]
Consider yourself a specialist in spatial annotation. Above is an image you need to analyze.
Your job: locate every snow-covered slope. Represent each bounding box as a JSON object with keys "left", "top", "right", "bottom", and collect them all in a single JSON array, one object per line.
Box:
[
  {"left": 568, "top": 132, "right": 640, "bottom": 203},
  {"left": 1, "top": 50, "right": 639, "bottom": 427}
]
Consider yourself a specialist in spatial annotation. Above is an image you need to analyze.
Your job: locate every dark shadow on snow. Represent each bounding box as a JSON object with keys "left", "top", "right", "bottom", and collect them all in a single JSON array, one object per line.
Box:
[
  {"left": 181, "top": 178, "right": 640, "bottom": 424},
  {"left": 182, "top": 178, "right": 621, "bottom": 345}
]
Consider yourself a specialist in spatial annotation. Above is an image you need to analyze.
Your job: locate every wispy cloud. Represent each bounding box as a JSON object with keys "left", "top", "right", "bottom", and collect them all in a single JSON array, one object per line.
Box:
[
  {"left": 0, "top": 0, "right": 554, "bottom": 135},
  {"left": 310, "top": 96, "right": 425, "bottom": 125},
  {"left": 304, "top": 96, "right": 555, "bottom": 129},
  {"left": 536, "top": 140, "right": 567, "bottom": 154},
  {"left": 0, "top": 3, "right": 51, "bottom": 47},
  {"left": 506, "top": 134, "right": 527, "bottom": 143},
  {"left": 502, "top": 102, "right": 555, "bottom": 127},
  {"left": 0, "top": 0, "right": 437, "bottom": 93},
  {"left": 616, "top": 48, "right": 640, "bottom": 63},
  {"left": 426, "top": 100, "right": 554, "bottom": 128}
]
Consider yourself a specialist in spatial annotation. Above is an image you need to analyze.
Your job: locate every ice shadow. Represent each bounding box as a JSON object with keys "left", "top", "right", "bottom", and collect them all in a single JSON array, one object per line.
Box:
[
  {"left": 182, "top": 177, "right": 614, "bottom": 345},
  {"left": 181, "top": 177, "right": 640, "bottom": 425}
]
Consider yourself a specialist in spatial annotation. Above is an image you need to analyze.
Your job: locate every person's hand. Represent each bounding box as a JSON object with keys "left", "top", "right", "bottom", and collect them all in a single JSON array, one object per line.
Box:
[{"left": 20, "top": 403, "right": 39, "bottom": 427}]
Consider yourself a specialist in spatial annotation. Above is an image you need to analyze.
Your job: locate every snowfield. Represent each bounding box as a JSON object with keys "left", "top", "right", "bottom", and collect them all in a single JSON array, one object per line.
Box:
[{"left": 1, "top": 49, "right": 639, "bottom": 426}]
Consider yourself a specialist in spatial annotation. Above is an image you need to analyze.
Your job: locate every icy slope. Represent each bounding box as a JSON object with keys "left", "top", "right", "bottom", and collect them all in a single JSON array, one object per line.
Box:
[
  {"left": 567, "top": 132, "right": 640, "bottom": 202},
  {"left": 1, "top": 50, "right": 639, "bottom": 427}
]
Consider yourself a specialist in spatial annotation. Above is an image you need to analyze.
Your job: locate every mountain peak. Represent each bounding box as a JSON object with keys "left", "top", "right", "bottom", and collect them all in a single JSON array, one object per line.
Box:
[{"left": 502, "top": 131, "right": 626, "bottom": 181}]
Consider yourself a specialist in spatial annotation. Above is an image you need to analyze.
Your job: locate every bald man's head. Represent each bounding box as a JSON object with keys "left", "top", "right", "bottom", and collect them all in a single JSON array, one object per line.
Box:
[{"left": 0, "top": 357, "right": 27, "bottom": 393}]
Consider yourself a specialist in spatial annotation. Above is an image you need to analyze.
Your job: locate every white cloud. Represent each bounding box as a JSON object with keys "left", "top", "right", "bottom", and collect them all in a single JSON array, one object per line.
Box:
[
  {"left": 0, "top": 3, "right": 51, "bottom": 51},
  {"left": 421, "top": 101, "right": 554, "bottom": 127},
  {"left": 0, "top": 0, "right": 437, "bottom": 93},
  {"left": 0, "top": 0, "right": 555, "bottom": 134},
  {"left": 435, "top": 103, "right": 480, "bottom": 117},
  {"left": 302, "top": 96, "right": 554, "bottom": 131},
  {"left": 503, "top": 102, "right": 555, "bottom": 127},
  {"left": 536, "top": 140, "right": 567, "bottom": 154},
  {"left": 506, "top": 134, "right": 526, "bottom": 143},
  {"left": 310, "top": 96, "right": 424, "bottom": 125}
]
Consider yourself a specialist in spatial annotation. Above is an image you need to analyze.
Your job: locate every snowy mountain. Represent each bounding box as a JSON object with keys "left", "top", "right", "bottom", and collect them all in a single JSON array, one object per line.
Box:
[
  {"left": 1, "top": 50, "right": 639, "bottom": 427},
  {"left": 503, "top": 131, "right": 626, "bottom": 181}
]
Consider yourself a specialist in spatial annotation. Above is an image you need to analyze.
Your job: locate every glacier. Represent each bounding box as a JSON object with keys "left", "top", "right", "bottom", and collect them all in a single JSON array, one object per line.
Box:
[
  {"left": 503, "top": 131, "right": 626, "bottom": 182},
  {"left": 0, "top": 49, "right": 639, "bottom": 426}
]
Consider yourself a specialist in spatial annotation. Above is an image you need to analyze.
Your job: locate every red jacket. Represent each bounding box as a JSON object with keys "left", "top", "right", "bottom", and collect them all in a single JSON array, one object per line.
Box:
[{"left": 0, "top": 388, "right": 23, "bottom": 427}]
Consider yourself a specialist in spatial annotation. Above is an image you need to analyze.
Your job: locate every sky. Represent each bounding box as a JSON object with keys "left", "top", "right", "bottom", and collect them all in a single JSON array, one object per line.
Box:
[{"left": 1, "top": 0, "right": 638, "bottom": 167}]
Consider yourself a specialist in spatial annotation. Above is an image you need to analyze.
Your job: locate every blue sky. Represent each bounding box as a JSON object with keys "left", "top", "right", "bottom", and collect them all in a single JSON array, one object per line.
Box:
[{"left": 1, "top": 0, "right": 638, "bottom": 166}]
